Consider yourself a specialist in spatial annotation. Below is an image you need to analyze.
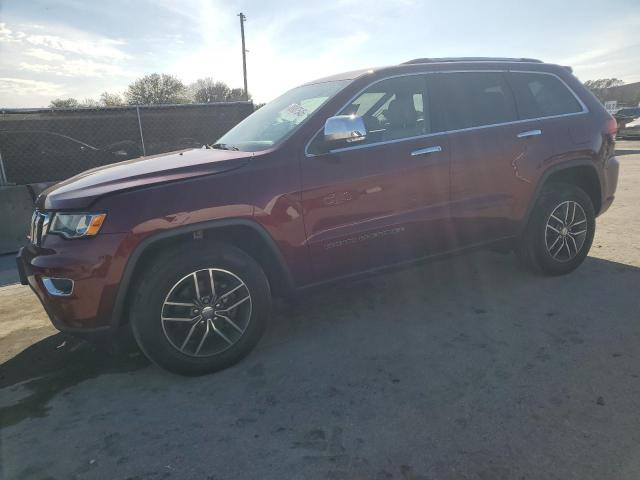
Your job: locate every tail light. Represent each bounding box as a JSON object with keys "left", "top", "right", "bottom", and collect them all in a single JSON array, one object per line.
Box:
[{"left": 606, "top": 116, "right": 618, "bottom": 135}]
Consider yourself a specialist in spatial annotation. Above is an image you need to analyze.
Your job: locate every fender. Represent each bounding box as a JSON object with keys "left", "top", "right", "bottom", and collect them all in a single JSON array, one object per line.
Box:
[
  {"left": 110, "top": 218, "right": 296, "bottom": 329},
  {"left": 517, "top": 158, "right": 601, "bottom": 236}
]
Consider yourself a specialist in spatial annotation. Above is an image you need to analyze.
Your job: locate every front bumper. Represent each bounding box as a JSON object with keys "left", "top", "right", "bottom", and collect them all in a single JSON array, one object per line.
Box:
[{"left": 16, "top": 232, "right": 129, "bottom": 340}]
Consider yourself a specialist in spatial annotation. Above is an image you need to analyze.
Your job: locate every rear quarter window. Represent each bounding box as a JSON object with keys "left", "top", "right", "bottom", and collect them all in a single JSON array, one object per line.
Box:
[{"left": 508, "top": 72, "right": 583, "bottom": 119}]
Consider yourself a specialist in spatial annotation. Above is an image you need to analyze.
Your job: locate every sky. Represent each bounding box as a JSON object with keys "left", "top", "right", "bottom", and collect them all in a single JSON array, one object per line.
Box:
[{"left": 0, "top": 0, "right": 639, "bottom": 108}]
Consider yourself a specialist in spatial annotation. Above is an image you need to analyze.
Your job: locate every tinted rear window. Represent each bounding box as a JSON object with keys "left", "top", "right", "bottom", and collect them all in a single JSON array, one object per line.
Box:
[
  {"left": 428, "top": 72, "right": 517, "bottom": 131},
  {"left": 508, "top": 72, "right": 583, "bottom": 119}
]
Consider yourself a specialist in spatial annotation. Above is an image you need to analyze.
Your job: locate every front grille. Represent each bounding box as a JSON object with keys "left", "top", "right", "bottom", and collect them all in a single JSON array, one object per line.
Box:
[{"left": 29, "top": 210, "right": 50, "bottom": 247}]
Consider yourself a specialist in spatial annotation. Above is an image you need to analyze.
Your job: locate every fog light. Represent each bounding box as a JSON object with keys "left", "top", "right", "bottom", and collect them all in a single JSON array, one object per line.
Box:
[{"left": 42, "top": 277, "right": 74, "bottom": 296}]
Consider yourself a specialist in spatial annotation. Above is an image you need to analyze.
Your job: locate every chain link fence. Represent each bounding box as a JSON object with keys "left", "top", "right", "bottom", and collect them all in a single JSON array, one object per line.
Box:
[{"left": 0, "top": 102, "right": 253, "bottom": 186}]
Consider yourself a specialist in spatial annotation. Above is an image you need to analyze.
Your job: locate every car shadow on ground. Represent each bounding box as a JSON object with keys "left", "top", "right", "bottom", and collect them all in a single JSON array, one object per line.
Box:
[
  {"left": 0, "top": 332, "right": 149, "bottom": 427},
  {"left": 1, "top": 251, "right": 638, "bottom": 429}
]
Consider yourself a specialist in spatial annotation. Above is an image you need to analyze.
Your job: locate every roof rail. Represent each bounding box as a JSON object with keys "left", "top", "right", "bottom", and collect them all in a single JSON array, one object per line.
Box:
[{"left": 403, "top": 57, "right": 543, "bottom": 65}]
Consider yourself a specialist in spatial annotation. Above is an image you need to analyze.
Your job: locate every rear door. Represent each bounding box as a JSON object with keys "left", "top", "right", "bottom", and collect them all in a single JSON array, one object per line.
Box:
[
  {"left": 302, "top": 75, "right": 451, "bottom": 281},
  {"left": 504, "top": 70, "right": 586, "bottom": 181},
  {"left": 428, "top": 71, "right": 521, "bottom": 247}
]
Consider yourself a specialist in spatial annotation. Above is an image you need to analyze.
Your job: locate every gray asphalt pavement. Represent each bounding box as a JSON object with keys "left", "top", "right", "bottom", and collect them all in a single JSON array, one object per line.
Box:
[
  {"left": 1, "top": 142, "right": 640, "bottom": 480},
  {"left": 0, "top": 254, "right": 19, "bottom": 287}
]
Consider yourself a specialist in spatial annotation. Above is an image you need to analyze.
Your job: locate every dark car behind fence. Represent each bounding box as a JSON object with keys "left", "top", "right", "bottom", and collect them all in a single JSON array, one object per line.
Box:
[{"left": 0, "top": 102, "right": 254, "bottom": 185}]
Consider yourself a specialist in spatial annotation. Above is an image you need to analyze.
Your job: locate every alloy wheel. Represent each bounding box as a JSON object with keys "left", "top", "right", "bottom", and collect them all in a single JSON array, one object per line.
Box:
[
  {"left": 544, "top": 200, "right": 588, "bottom": 263},
  {"left": 161, "top": 268, "right": 252, "bottom": 357}
]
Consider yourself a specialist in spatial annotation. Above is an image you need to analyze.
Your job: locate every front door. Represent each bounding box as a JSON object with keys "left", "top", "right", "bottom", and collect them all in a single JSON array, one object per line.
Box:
[{"left": 301, "top": 74, "right": 451, "bottom": 281}]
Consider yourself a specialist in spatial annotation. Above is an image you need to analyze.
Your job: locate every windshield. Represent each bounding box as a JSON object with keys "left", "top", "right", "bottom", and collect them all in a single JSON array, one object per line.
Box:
[{"left": 216, "top": 80, "right": 350, "bottom": 152}]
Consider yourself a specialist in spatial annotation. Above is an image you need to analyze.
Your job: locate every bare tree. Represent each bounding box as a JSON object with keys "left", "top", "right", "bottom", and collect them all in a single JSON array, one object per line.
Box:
[
  {"left": 584, "top": 78, "right": 625, "bottom": 101},
  {"left": 81, "top": 98, "right": 100, "bottom": 107},
  {"left": 125, "top": 73, "right": 187, "bottom": 105},
  {"left": 100, "top": 92, "right": 125, "bottom": 107},
  {"left": 49, "top": 98, "right": 79, "bottom": 108},
  {"left": 190, "top": 78, "right": 251, "bottom": 103},
  {"left": 228, "top": 87, "right": 250, "bottom": 101},
  {"left": 190, "top": 78, "right": 231, "bottom": 103},
  {"left": 50, "top": 75, "right": 249, "bottom": 109}
]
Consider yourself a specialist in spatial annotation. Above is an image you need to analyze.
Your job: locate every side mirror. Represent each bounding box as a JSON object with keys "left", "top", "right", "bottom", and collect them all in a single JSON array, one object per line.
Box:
[{"left": 324, "top": 115, "right": 367, "bottom": 145}]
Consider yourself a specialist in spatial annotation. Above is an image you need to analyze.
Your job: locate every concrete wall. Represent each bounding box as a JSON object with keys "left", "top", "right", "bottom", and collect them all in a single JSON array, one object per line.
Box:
[{"left": 0, "top": 186, "right": 32, "bottom": 254}]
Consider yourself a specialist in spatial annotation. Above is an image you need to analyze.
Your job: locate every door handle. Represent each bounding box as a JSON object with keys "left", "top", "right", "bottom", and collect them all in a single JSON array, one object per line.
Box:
[
  {"left": 411, "top": 146, "right": 442, "bottom": 156},
  {"left": 517, "top": 129, "right": 542, "bottom": 138}
]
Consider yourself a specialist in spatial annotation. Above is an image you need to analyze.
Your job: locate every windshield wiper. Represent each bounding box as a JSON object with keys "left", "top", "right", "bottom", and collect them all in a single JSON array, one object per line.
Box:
[{"left": 208, "top": 143, "right": 240, "bottom": 151}]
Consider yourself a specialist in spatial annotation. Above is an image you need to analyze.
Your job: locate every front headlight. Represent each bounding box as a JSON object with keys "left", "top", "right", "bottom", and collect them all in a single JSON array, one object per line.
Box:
[{"left": 49, "top": 213, "right": 106, "bottom": 239}]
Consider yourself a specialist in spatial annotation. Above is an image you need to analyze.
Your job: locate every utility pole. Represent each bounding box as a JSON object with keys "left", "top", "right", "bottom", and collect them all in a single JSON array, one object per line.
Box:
[{"left": 238, "top": 12, "right": 248, "bottom": 101}]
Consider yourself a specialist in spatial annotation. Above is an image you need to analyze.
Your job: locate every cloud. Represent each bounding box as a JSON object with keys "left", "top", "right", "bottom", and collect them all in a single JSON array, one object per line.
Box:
[
  {"left": 0, "top": 20, "right": 134, "bottom": 106},
  {"left": 0, "top": 22, "right": 130, "bottom": 61},
  {"left": 24, "top": 48, "right": 66, "bottom": 62},
  {"left": 19, "top": 59, "right": 130, "bottom": 77},
  {"left": 0, "top": 77, "right": 65, "bottom": 97},
  {"left": 0, "top": 22, "right": 25, "bottom": 43},
  {"left": 25, "top": 33, "right": 130, "bottom": 60}
]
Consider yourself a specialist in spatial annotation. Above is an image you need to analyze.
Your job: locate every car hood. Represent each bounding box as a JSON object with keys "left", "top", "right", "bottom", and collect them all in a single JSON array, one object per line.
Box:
[{"left": 37, "top": 148, "right": 253, "bottom": 210}]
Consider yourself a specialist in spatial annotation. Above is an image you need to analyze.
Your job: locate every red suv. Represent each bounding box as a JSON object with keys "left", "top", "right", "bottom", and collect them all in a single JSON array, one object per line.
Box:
[{"left": 17, "top": 58, "right": 619, "bottom": 375}]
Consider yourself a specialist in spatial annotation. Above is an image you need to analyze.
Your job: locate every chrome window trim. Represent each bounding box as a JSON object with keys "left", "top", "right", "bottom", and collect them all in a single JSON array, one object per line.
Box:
[{"left": 304, "top": 69, "right": 588, "bottom": 157}]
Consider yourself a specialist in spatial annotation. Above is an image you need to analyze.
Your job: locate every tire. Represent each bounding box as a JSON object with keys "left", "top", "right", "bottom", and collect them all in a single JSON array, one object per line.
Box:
[
  {"left": 516, "top": 182, "right": 595, "bottom": 276},
  {"left": 130, "top": 242, "right": 271, "bottom": 376}
]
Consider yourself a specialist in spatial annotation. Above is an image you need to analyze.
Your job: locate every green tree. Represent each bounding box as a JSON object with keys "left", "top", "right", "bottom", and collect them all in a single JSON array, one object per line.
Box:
[
  {"left": 100, "top": 92, "right": 125, "bottom": 107},
  {"left": 125, "top": 73, "right": 187, "bottom": 105},
  {"left": 584, "top": 78, "right": 624, "bottom": 102},
  {"left": 49, "top": 98, "right": 79, "bottom": 108}
]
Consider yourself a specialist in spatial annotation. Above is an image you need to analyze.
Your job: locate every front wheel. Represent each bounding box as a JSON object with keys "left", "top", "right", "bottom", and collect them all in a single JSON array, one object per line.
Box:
[
  {"left": 516, "top": 182, "right": 595, "bottom": 275},
  {"left": 130, "top": 242, "right": 271, "bottom": 375}
]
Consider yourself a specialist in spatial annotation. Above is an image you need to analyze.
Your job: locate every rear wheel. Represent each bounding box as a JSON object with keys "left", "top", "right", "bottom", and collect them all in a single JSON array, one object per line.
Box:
[
  {"left": 516, "top": 182, "right": 595, "bottom": 275},
  {"left": 130, "top": 242, "right": 271, "bottom": 375}
]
